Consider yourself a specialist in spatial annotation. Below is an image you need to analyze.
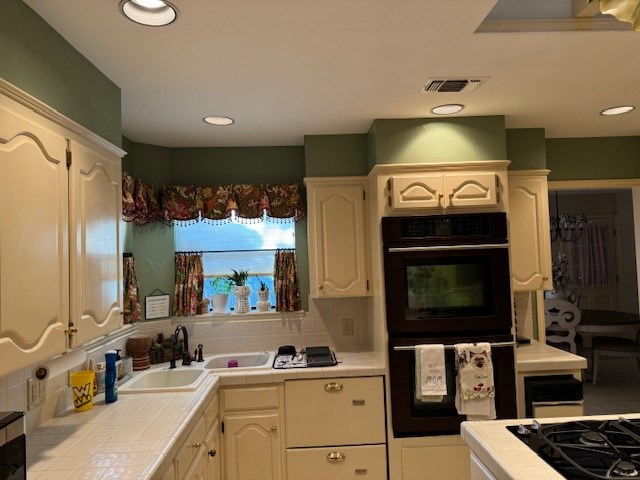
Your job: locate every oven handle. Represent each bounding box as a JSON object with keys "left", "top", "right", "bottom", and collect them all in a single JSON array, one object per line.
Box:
[
  {"left": 393, "top": 341, "right": 514, "bottom": 351},
  {"left": 387, "top": 243, "right": 508, "bottom": 253}
]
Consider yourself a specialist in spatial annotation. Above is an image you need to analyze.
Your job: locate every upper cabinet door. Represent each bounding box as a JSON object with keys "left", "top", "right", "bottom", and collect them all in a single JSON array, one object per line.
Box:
[
  {"left": 306, "top": 178, "right": 369, "bottom": 297},
  {"left": 508, "top": 172, "right": 552, "bottom": 292},
  {"left": 389, "top": 175, "right": 444, "bottom": 209},
  {"left": 0, "top": 96, "right": 69, "bottom": 375},
  {"left": 69, "top": 140, "right": 122, "bottom": 347},
  {"left": 444, "top": 173, "right": 497, "bottom": 208}
]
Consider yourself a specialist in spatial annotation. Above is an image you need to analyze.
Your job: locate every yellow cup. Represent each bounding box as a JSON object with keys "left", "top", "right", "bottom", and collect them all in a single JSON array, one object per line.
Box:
[{"left": 70, "top": 370, "right": 95, "bottom": 412}]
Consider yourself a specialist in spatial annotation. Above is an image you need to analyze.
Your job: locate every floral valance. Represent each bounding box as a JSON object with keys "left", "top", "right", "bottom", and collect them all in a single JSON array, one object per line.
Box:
[{"left": 122, "top": 172, "right": 304, "bottom": 225}]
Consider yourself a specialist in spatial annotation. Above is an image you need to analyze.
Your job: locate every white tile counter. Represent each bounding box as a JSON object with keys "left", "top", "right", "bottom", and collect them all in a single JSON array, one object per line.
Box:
[
  {"left": 461, "top": 413, "right": 640, "bottom": 480},
  {"left": 27, "top": 351, "right": 384, "bottom": 480},
  {"left": 515, "top": 340, "right": 587, "bottom": 373}
]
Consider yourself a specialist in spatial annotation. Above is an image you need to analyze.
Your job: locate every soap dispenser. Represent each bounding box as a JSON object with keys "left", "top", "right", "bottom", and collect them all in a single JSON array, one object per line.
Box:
[{"left": 105, "top": 350, "right": 118, "bottom": 404}]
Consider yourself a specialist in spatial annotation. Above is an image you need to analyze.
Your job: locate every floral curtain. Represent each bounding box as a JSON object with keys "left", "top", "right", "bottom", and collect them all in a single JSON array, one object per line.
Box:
[
  {"left": 274, "top": 249, "right": 301, "bottom": 312},
  {"left": 123, "top": 172, "right": 304, "bottom": 224},
  {"left": 122, "top": 172, "right": 161, "bottom": 225},
  {"left": 122, "top": 255, "right": 141, "bottom": 324},
  {"left": 173, "top": 253, "right": 204, "bottom": 316}
]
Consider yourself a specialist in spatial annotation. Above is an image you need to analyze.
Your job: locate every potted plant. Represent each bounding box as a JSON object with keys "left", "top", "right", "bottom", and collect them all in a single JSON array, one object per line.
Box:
[
  {"left": 256, "top": 277, "right": 271, "bottom": 312},
  {"left": 225, "top": 269, "right": 251, "bottom": 313},
  {"left": 209, "top": 277, "right": 232, "bottom": 314},
  {"left": 548, "top": 252, "right": 573, "bottom": 300}
]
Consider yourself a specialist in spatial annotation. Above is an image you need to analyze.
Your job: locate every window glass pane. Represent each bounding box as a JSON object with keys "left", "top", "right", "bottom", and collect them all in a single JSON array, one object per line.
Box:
[{"left": 175, "top": 219, "right": 295, "bottom": 312}]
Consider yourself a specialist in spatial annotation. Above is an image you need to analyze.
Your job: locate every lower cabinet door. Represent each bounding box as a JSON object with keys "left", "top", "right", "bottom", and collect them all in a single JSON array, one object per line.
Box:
[{"left": 286, "top": 444, "right": 386, "bottom": 480}]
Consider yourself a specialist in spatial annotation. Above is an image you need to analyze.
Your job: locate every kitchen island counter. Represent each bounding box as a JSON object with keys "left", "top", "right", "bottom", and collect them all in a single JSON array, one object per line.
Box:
[{"left": 461, "top": 413, "right": 640, "bottom": 480}]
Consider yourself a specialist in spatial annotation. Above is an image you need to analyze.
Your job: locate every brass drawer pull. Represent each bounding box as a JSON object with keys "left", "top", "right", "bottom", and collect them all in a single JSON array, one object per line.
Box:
[
  {"left": 327, "top": 451, "right": 346, "bottom": 463},
  {"left": 324, "top": 382, "right": 343, "bottom": 392},
  {"left": 271, "top": 425, "right": 277, "bottom": 432},
  {"left": 189, "top": 442, "right": 201, "bottom": 449}
]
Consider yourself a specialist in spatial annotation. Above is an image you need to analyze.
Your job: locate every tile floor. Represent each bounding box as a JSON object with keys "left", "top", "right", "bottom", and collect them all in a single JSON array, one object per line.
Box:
[{"left": 582, "top": 356, "right": 640, "bottom": 415}]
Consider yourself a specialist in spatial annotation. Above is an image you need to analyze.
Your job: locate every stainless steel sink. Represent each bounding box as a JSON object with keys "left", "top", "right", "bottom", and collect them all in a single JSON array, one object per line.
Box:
[
  {"left": 119, "top": 367, "right": 206, "bottom": 393},
  {"left": 204, "top": 351, "right": 274, "bottom": 371}
]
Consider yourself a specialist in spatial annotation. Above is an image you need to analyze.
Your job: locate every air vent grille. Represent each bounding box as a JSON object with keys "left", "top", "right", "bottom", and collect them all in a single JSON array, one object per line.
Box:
[{"left": 422, "top": 78, "right": 486, "bottom": 93}]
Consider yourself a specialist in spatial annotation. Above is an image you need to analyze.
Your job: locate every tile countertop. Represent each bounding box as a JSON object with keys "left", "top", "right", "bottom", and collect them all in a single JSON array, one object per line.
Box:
[
  {"left": 515, "top": 340, "right": 588, "bottom": 372},
  {"left": 27, "top": 351, "right": 385, "bottom": 480},
  {"left": 461, "top": 413, "right": 640, "bottom": 480}
]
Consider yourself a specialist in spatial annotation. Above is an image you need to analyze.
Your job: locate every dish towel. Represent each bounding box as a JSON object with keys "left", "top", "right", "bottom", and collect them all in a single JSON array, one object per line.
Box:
[
  {"left": 454, "top": 343, "right": 496, "bottom": 420},
  {"left": 415, "top": 344, "right": 447, "bottom": 402}
]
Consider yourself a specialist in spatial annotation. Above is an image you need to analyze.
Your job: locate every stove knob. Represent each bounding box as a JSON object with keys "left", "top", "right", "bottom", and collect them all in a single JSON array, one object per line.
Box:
[
  {"left": 516, "top": 424, "right": 530, "bottom": 436},
  {"left": 531, "top": 420, "right": 542, "bottom": 432}
]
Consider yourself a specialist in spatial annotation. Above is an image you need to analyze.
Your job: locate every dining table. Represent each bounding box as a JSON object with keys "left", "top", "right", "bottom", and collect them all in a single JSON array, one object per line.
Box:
[{"left": 576, "top": 308, "right": 640, "bottom": 348}]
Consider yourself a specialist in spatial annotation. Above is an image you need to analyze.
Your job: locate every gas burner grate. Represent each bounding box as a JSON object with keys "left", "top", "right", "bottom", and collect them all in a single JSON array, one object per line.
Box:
[{"left": 509, "top": 418, "right": 640, "bottom": 479}]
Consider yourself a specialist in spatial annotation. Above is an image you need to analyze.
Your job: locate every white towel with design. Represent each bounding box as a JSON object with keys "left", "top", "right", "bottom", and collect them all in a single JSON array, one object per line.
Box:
[
  {"left": 415, "top": 344, "right": 447, "bottom": 402},
  {"left": 454, "top": 343, "right": 496, "bottom": 420}
]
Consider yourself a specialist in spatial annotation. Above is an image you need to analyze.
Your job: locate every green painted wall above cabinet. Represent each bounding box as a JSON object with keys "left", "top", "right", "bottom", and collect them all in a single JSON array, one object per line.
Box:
[
  {"left": 366, "top": 116, "right": 507, "bottom": 170},
  {"left": 304, "top": 134, "right": 368, "bottom": 176},
  {"left": 0, "top": 0, "right": 122, "bottom": 147},
  {"left": 506, "top": 128, "right": 547, "bottom": 170}
]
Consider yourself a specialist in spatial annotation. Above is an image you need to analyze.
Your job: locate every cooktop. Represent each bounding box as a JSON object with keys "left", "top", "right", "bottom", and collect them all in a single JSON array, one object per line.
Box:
[{"left": 508, "top": 417, "right": 640, "bottom": 479}]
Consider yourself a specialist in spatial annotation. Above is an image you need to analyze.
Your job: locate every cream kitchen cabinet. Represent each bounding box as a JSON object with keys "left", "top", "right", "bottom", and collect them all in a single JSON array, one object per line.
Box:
[
  {"left": 304, "top": 177, "right": 369, "bottom": 297},
  {"left": 0, "top": 85, "right": 123, "bottom": 376},
  {"left": 221, "top": 385, "right": 284, "bottom": 480},
  {"left": 508, "top": 170, "right": 552, "bottom": 292},
  {"left": 388, "top": 172, "right": 499, "bottom": 210},
  {"left": 285, "top": 376, "right": 387, "bottom": 480}
]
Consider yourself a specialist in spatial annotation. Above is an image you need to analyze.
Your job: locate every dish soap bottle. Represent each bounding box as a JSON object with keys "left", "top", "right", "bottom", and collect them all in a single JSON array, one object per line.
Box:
[{"left": 105, "top": 350, "right": 118, "bottom": 404}]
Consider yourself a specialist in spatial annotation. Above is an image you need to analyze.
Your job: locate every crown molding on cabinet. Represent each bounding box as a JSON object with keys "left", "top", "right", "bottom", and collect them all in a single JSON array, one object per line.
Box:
[{"left": 0, "top": 77, "right": 126, "bottom": 158}]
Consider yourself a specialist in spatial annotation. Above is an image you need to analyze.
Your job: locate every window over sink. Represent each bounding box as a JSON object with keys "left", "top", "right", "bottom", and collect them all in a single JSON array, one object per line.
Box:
[{"left": 174, "top": 213, "right": 295, "bottom": 311}]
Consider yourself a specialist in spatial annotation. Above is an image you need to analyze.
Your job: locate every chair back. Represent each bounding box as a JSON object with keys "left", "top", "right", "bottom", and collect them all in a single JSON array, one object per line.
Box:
[{"left": 544, "top": 299, "right": 582, "bottom": 354}]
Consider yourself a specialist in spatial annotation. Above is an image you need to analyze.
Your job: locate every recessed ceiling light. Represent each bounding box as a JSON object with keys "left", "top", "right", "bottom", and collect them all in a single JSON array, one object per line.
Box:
[
  {"left": 600, "top": 105, "right": 635, "bottom": 116},
  {"left": 203, "top": 116, "right": 235, "bottom": 126},
  {"left": 431, "top": 104, "right": 465, "bottom": 115},
  {"left": 120, "top": 0, "right": 178, "bottom": 27}
]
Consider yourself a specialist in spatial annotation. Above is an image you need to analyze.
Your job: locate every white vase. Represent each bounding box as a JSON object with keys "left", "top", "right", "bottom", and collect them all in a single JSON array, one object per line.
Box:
[
  {"left": 545, "top": 290, "right": 567, "bottom": 300},
  {"left": 234, "top": 285, "right": 251, "bottom": 313},
  {"left": 257, "top": 289, "right": 271, "bottom": 312},
  {"left": 210, "top": 294, "right": 229, "bottom": 314}
]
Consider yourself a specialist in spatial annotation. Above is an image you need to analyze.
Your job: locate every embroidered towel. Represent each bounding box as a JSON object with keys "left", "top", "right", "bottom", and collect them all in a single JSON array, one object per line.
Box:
[
  {"left": 454, "top": 343, "right": 496, "bottom": 420},
  {"left": 415, "top": 344, "right": 447, "bottom": 402}
]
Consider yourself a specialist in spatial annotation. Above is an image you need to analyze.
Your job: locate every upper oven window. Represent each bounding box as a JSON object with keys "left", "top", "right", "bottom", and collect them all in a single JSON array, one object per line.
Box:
[{"left": 406, "top": 256, "right": 492, "bottom": 320}]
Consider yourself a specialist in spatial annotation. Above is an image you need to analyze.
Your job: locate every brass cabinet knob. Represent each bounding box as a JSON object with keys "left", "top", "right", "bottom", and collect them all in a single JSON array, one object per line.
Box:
[
  {"left": 271, "top": 426, "right": 277, "bottom": 432},
  {"left": 324, "top": 382, "right": 343, "bottom": 392},
  {"left": 318, "top": 284, "right": 324, "bottom": 290},
  {"left": 327, "top": 451, "right": 346, "bottom": 463},
  {"left": 543, "top": 275, "right": 549, "bottom": 281},
  {"left": 189, "top": 442, "right": 201, "bottom": 449}
]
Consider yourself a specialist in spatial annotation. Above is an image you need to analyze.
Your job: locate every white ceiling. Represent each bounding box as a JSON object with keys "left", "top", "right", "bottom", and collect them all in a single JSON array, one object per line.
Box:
[{"left": 22, "top": 0, "right": 640, "bottom": 147}]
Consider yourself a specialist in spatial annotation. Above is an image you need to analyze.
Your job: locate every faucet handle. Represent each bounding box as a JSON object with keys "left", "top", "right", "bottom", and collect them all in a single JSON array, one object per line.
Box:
[{"left": 197, "top": 344, "right": 204, "bottom": 362}]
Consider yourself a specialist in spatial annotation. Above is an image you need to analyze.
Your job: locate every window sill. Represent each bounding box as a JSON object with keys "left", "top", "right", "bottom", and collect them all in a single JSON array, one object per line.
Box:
[{"left": 173, "top": 310, "right": 306, "bottom": 323}]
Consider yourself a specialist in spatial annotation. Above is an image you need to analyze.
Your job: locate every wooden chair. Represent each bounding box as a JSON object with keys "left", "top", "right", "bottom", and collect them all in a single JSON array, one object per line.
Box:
[
  {"left": 544, "top": 299, "right": 582, "bottom": 354},
  {"left": 592, "top": 330, "right": 640, "bottom": 385}
]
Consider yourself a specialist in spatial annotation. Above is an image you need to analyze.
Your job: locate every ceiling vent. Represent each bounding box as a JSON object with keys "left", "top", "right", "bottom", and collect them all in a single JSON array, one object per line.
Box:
[{"left": 422, "top": 78, "right": 486, "bottom": 93}]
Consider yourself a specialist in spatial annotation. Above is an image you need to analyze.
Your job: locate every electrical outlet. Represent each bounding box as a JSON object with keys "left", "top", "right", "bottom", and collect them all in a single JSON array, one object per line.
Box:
[
  {"left": 27, "top": 378, "right": 46, "bottom": 410},
  {"left": 342, "top": 317, "right": 354, "bottom": 336}
]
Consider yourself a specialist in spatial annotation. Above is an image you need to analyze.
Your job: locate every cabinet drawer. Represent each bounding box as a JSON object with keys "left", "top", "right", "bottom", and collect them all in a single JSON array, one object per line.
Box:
[
  {"left": 285, "top": 377, "right": 385, "bottom": 447},
  {"left": 287, "top": 444, "right": 387, "bottom": 480},
  {"left": 222, "top": 385, "right": 280, "bottom": 411}
]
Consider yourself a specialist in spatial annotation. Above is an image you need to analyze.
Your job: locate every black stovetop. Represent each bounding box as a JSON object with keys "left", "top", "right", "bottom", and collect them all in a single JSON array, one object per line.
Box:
[{"left": 508, "top": 418, "right": 640, "bottom": 479}]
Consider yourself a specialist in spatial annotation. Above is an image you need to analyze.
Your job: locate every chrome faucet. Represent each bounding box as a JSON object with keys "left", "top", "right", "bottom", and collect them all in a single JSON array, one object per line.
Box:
[{"left": 169, "top": 324, "right": 194, "bottom": 368}]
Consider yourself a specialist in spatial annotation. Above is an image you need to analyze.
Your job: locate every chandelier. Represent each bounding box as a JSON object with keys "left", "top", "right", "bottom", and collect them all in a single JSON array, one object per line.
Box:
[
  {"left": 550, "top": 191, "right": 588, "bottom": 243},
  {"left": 598, "top": 0, "right": 640, "bottom": 31}
]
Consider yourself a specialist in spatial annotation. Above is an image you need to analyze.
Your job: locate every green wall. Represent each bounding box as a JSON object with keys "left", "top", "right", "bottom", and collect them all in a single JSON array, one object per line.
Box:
[
  {"left": 546, "top": 136, "right": 640, "bottom": 181},
  {"left": 304, "top": 134, "right": 368, "bottom": 176},
  {"left": 125, "top": 142, "right": 309, "bottom": 314},
  {"left": 0, "top": 0, "right": 122, "bottom": 146},
  {"left": 366, "top": 116, "right": 507, "bottom": 170},
  {"left": 505, "top": 128, "right": 547, "bottom": 170}
]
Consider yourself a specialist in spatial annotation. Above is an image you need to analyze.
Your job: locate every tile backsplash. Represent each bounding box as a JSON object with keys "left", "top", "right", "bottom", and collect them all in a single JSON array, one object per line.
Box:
[{"left": 2, "top": 296, "right": 370, "bottom": 433}]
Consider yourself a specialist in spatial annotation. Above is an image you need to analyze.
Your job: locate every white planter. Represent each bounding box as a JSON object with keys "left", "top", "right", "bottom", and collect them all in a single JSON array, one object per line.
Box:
[
  {"left": 257, "top": 289, "right": 271, "bottom": 312},
  {"left": 210, "top": 294, "right": 229, "bottom": 314},
  {"left": 234, "top": 285, "right": 251, "bottom": 313}
]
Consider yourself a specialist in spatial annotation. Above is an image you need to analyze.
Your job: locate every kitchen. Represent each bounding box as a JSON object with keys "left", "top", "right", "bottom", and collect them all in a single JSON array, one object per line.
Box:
[{"left": 2, "top": 0, "right": 640, "bottom": 479}]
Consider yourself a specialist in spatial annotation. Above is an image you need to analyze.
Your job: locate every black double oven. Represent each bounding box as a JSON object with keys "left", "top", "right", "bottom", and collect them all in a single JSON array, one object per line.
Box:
[{"left": 383, "top": 212, "right": 517, "bottom": 437}]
